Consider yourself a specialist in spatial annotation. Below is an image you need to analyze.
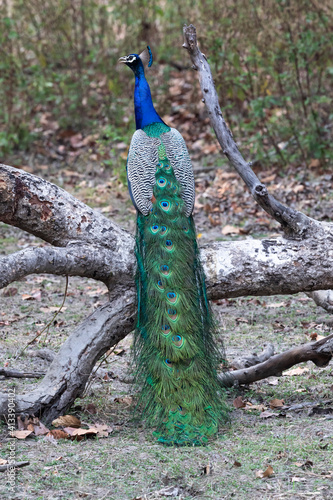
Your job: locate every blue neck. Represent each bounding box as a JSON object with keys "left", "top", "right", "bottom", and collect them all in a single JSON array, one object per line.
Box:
[{"left": 133, "top": 64, "right": 163, "bottom": 130}]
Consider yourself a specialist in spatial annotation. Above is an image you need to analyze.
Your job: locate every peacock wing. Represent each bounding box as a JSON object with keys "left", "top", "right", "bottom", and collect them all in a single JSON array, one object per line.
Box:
[
  {"left": 161, "top": 128, "right": 195, "bottom": 217},
  {"left": 126, "top": 129, "right": 160, "bottom": 214}
]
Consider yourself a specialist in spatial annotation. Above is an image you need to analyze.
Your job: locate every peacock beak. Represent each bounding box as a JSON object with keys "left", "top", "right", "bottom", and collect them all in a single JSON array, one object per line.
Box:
[{"left": 118, "top": 56, "right": 127, "bottom": 64}]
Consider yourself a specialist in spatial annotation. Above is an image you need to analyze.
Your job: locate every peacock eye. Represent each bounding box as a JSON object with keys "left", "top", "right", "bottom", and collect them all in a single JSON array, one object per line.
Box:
[
  {"left": 162, "top": 324, "right": 171, "bottom": 334},
  {"left": 151, "top": 224, "right": 159, "bottom": 233},
  {"left": 161, "top": 264, "right": 169, "bottom": 272},
  {"left": 166, "top": 240, "right": 172, "bottom": 246},
  {"left": 160, "top": 201, "right": 169, "bottom": 209},
  {"left": 158, "top": 177, "right": 166, "bottom": 186},
  {"left": 167, "top": 292, "right": 176, "bottom": 299}
]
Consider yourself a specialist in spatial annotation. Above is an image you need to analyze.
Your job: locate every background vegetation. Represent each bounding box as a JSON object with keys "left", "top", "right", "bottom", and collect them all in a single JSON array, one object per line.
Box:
[{"left": 0, "top": 0, "right": 332, "bottom": 167}]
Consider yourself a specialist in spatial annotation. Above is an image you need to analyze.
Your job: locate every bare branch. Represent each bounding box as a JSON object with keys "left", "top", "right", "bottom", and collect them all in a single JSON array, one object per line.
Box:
[
  {"left": 0, "top": 244, "right": 134, "bottom": 290},
  {"left": 2, "top": 230, "right": 333, "bottom": 299},
  {"left": 202, "top": 233, "right": 333, "bottom": 299},
  {"left": 0, "top": 369, "right": 45, "bottom": 378},
  {"left": 219, "top": 333, "right": 333, "bottom": 387},
  {"left": 182, "top": 24, "right": 313, "bottom": 237}
]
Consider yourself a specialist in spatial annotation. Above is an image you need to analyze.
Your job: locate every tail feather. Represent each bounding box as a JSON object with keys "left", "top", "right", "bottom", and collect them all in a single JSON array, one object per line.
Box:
[{"left": 134, "top": 157, "right": 228, "bottom": 445}]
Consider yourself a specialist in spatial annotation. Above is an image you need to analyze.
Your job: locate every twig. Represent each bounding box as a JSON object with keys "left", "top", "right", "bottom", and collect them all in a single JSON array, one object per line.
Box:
[
  {"left": 0, "top": 461, "right": 30, "bottom": 472},
  {"left": 0, "top": 369, "right": 45, "bottom": 379}
]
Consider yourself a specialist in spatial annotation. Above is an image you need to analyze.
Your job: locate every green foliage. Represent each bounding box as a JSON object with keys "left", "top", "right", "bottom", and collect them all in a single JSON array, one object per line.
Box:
[
  {"left": 0, "top": 0, "right": 332, "bottom": 167},
  {"left": 199, "top": 0, "right": 333, "bottom": 166}
]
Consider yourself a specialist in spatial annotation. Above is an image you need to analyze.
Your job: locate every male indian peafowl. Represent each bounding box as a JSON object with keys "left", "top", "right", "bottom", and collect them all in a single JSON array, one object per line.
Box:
[{"left": 119, "top": 46, "right": 228, "bottom": 446}]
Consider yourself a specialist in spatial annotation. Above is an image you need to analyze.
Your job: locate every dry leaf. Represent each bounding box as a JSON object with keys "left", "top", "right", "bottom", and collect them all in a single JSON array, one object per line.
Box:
[
  {"left": 22, "top": 294, "right": 34, "bottom": 301},
  {"left": 235, "top": 317, "right": 249, "bottom": 324},
  {"left": 114, "top": 396, "right": 133, "bottom": 406},
  {"left": 33, "top": 421, "right": 50, "bottom": 436},
  {"left": 267, "top": 378, "right": 279, "bottom": 386},
  {"left": 233, "top": 396, "right": 246, "bottom": 409},
  {"left": 47, "top": 429, "right": 70, "bottom": 440},
  {"left": 85, "top": 403, "right": 97, "bottom": 414},
  {"left": 11, "top": 430, "right": 33, "bottom": 439},
  {"left": 295, "top": 460, "right": 313, "bottom": 469},
  {"left": 222, "top": 225, "right": 241, "bottom": 235},
  {"left": 233, "top": 461, "right": 242, "bottom": 467},
  {"left": 310, "top": 333, "right": 326, "bottom": 341},
  {"left": 52, "top": 415, "right": 81, "bottom": 428},
  {"left": 284, "top": 367, "right": 309, "bottom": 376},
  {"left": 260, "top": 410, "right": 277, "bottom": 419},
  {"left": 270, "top": 398, "right": 285, "bottom": 409},
  {"left": 309, "top": 158, "right": 320, "bottom": 169},
  {"left": 92, "top": 424, "right": 112, "bottom": 437},
  {"left": 0, "top": 459, "right": 8, "bottom": 465},
  {"left": 64, "top": 427, "right": 98, "bottom": 441},
  {"left": 243, "top": 403, "right": 266, "bottom": 412},
  {"left": 256, "top": 465, "right": 274, "bottom": 479}
]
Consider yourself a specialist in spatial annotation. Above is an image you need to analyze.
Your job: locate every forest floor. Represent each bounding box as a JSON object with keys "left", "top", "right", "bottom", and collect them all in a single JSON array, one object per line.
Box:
[{"left": 1, "top": 150, "right": 333, "bottom": 499}]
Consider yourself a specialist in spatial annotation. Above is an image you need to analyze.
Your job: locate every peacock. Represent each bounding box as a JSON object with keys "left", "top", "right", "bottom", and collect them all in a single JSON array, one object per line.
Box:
[{"left": 119, "top": 46, "right": 228, "bottom": 446}]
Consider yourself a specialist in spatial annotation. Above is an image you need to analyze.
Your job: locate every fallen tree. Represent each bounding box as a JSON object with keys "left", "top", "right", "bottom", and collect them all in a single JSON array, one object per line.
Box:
[{"left": 0, "top": 25, "right": 332, "bottom": 423}]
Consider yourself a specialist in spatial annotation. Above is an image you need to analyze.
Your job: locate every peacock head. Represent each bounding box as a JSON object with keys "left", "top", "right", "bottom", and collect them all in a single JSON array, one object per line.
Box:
[{"left": 118, "top": 46, "right": 153, "bottom": 74}]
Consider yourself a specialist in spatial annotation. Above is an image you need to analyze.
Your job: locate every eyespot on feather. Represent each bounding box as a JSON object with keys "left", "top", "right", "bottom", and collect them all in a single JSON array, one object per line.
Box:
[
  {"left": 157, "top": 280, "right": 164, "bottom": 290},
  {"left": 172, "top": 334, "right": 183, "bottom": 348},
  {"left": 160, "top": 200, "right": 170, "bottom": 211},
  {"left": 165, "top": 239, "right": 173, "bottom": 250},
  {"left": 164, "top": 358, "right": 173, "bottom": 368},
  {"left": 160, "top": 264, "right": 170, "bottom": 275},
  {"left": 161, "top": 324, "right": 171, "bottom": 334},
  {"left": 167, "top": 292, "right": 178, "bottom": 304},
  {"left": 167, "top": 308, "right": 178, "bottom": 321}
]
